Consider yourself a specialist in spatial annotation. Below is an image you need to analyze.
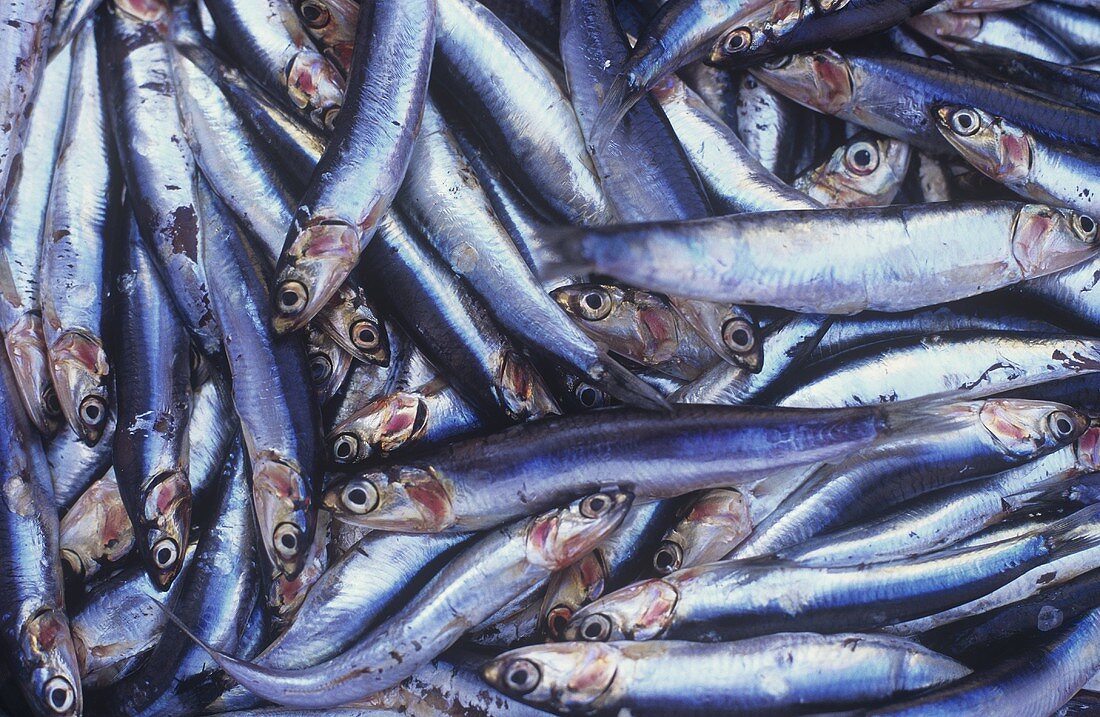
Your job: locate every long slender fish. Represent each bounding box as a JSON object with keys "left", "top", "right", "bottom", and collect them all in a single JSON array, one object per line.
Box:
[
  {"left": 485, "top": 634, "right": 970, "bottom": 715},
  {"left": 40, "top": 19, "right": 114, "bottom": 445},
  {"left": 0, "top": 47, "right": 68, "bottom": 436},
  {"left": 538, "top": 202, "right": 1099, "bottom": 314},
  {"left": 182, "top": 491, "right": 632, "bottom": 708},
  {"left": 272, "top": 0, "right": 434, "bottom": 332},
  {"left": 201, "top": 183, "right": 320, "bottom": 579},
  {"left": 0, "top": 350, "right": 80, "bottom": 716},
  {"left": 324, "top": 401, "right": 908, "bottom": 532},
  {"left": 907, "top": 11, "right": 1079, "bottom": 64}
]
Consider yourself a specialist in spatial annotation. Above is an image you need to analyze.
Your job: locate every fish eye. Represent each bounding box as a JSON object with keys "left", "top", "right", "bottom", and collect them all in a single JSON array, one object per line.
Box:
[
  {"left": 652, "top": 540, "right": 684, "bottom": 575},
  {"left": 546, "top": 605, "right": 573, "bottom": 639},
  {"left": 43, "top": 676, "right": 74, "bottom": 714},
  {"left": 350, "top": 320, "right": 382, "bottom": 352},
  {"left": 575, "top": 287, "right": 612, "bottom": 321},
  {"left": 949, "top": 108, "right": 981, "bottom": 137},
  {"left": 1072, "top": 213, "right": 1098, "bottom": 243},
  {"left": 331, "top": 433, "right": 361, "bottom": 463},
  {"left": 273, "top": 522, "right": 304, "bottom": 559},
  {"left": 762, "top": 54, "right": 793, "bottom": 70},
  {"left": 277, "top": 280, "right": 309, "bottom": 315},
  {"left": 843, "top": 141, "right": 880, "bottom": 176},
  {"left": 298, "top": 0, "right": 331, "bottom": 28},
  {"left": 309, "top": 354, "right": 333, "bottom": 384},
  {"left": 574, "top": 383, "right": 603, "bottom": 409},
  {"left": 1048, "top": 410, "right": 1078, "bottom": 441},
  {"left": 42, "top": 386, "right": 61, "bottom": 418},
  {"left": 722, "top": 318, "right": 756, "bottom": 354},
  {"left": 579, "top": 613, "right": 613, "bottom": 641},
  {"left": 503, "top": 658, "right": 541, "bottom": 695},
  {"left": 721, "top": 27, "right": 752, "bottom": 55},
  {"left": 580, "top": 493, "right": 613, "bottom": 518},
  {"left": 341, "top": 479, "right": 379, "bottom": 514},
  {"left": 151, "top": 538, "right": 180, "bottom": 570},
  {"left": 78, "top": 396, "right": 108, "bottom": 428}
]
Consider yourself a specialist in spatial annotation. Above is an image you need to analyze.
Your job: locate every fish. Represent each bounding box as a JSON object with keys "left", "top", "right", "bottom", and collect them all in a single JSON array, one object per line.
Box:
[
  {"left": 793, "top": 133, "right": 911, "bottom": 208},
  {"left": 651, "top": 488, "right": 752, "bottom": 575}
]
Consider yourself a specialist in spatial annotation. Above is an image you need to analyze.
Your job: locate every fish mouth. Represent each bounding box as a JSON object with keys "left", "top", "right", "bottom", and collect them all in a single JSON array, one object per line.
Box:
[
  {"left": 500, "top": 352, "right": 561, "bottom": 421},
  {"left": 21, "top": 609, "right": 82, "bottom": 717},
  {"left": 284, "top": 51, "right": 346, "bottom": 130}
]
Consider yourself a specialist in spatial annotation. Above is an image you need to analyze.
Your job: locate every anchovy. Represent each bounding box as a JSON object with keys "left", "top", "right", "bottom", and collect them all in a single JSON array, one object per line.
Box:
[
  {"left": 293, "top": 0, "right": 357, "bottom": 73},
  {"left": 47, "top": 413, "right": 114, "bottom": 510},
  {"left": 1020, "top": 1, "right": 1100, "bottom": 58},
  {"left": 794, "top": 133, "right": 911, "bottom": 208},
  {"left": 908, "top": 11, "right": 1079, "bottom": 64},
  {"left": 734, "top": 73, "right": 806, "bottom": 180},
  {"left": 305, "top": 327, "right": 352, "bottom": 404},
  {"left": 652, "top": 488, "right": 752, "bottom": 575}
]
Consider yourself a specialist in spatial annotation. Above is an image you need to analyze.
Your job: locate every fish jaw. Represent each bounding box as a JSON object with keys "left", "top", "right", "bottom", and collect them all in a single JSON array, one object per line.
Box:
[
  {"left": 323, "top": 466, "right": 456, "bottom": 532},
  {"left": 526, "top": 491, "right": 633, "bottom": 571}
]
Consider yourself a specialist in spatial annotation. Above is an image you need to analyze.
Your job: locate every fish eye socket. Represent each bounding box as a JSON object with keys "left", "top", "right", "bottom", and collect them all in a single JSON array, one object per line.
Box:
[
  {"left": 78, "top": 396, "right": 107, "bottom": 428},
  {"left": 843, "top": 141, "right": 880, "bottom": 176},
  {"left": 546, "top": 605, "right": 573, "bottom": 638},
  {"left": 42, "top": 386, "right": 61, "bottom": 418},
  {"left": 350, "top": 320, "right": 382, "bottom": 352},
  {"left": 43, "top": 676, "right": 74, "bottom": 714},
  {"left": 575, "top": 288, "right": 612, "bottom": 321},
  {"left": 1073, "top": 213, "right": 1098, "bottom": 243},
  {"left": 331, "top": 433, "right": 360, "bottom": 463},
  {"left": 574, "top": 383, "right": 602, "bottom": 408},
  {"left": 152, "top": 538, "right": 179, "bottom": 570},
  {"left": 580, "top": 613, "right": 613, "bottom": 642},
  {"left": 721, "top": 28, "right": 752, "bottom": 55},
  {"left": 1048, "top": 411, "right": 1078, "bottom": 440},
  {"left": 722, "top": 318, "right": 756, "bottom": 354},
  {"left": 652, "top": 540, "right": 684, "bottom": 575},
  {"left": 299, "top": 0, "right": 331, "bottom": 28},
  {"left": 273, "top": 522, "right": 303, "bottom": 559},
  {"left": 277, "top": 281, "right": 309, "bottom": 315},
  {"left": 309, "top": 354, "right": 334, "bottom": 384},
  {"left": 949, "top": 109, "right": 981, "bottom": 137},
  {"left": 503, "top": 659, "right": 541, "bottom": 695},
  {"left": 580, "top": 493, "right": 613, "bottom": 518},
  {"left": 341, "top": 479, "right": 379, "bottom": 514}
]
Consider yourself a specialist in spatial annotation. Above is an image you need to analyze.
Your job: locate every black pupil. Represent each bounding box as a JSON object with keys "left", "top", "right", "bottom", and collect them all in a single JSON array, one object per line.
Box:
[
  {"left": 336, "top": 441, "right": 353, "bottom": 459},
  {"left": 1082, "top": 216, "right": 1096, "bottom": 232},
  {"left": 579, "top": 387, "right": 597, "bottom": 406},
  {"left": 549, "top": 613, "right": 567, "bottom": 634},
  {"left": 510, "top": 668, "right": 528, "bottom": 685},
  {"left": 50, "top": 688, "right": 66, "bottom": 709},
  {"left": 157, "top": 547, "right": 172, "bottom": 565},
  {"left": 584, "top": 621, "right": 603, "bottom": 639},
  {"left": 1057, "top": 418, "right": 1073, "bottom": 435},
  {"left": 281, "top": 290, "right": 299, "bottom": 307},
  {"left": 584, "top": 293, "right": 603, "bottom": 311},
  {"left": 311, "top": 358, "right": 329, "bottom": 381},
  {"left": 853, "top": 149, "right": 872, "bottom": 166},
  {"left": 730, "top": 328, "right": 750, "bottom": 347},
  {"left": 303, "top": 4, "right": 321, "bottom": 21},
  {"left": 655, "top": 548, "right": 675, "bottom": 570},
  {"left": 357, "top": 327, "right": 376, "bottom": 345},
  {"left": 45, "top": 390, "right": 59, "bottom": 413},
  {"left": 958, "top": 113, "right": 973, "bottom": 129},
  {"left": 348, "top": 487, "right": 367, "bottom": 505},
  {"left": 83, "top": 403, "right": 100, "bottom": 421},
  {"left": 281, "top": 533, "right": 297, "bottom": 550},
  {"left": 728, "top": 33, "right": 744, "bottom": 49},
  {"left": 589, "top": 497, "right": 606, "bottom": 512}
]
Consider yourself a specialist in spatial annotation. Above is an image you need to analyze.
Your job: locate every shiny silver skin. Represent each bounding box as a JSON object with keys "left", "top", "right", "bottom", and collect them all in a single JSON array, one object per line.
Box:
[
  {"left": 734, "top": 73, "right": 804, "bottom": 179},
  {"left": 325, "top": 328, "right": 408, "bottom": 431},
  {"left": 656, "top": 74, "right": 819, "bottom": 213},
  {"left": 200, "top": 182, "right": 321, "bottom": 580},
  {"left": 651, "top": 488, "right": 751, "bottom": 575},
  {"left": 0, "top": 0, "right": 53, "bottom": 222},
  {"left": 730, "top": 399, "right": 1087, "bottom": 559},
  {"left": 47, "top": 415, "right": 114, "bottom": 510},
  {"left": 272, "top": 0, "right": 433, "bottom": 332},
  {"left": 485, "top": 634, "right": 970, "bottom": 715},
  {"left": 541, "top": 500, "right": 679, "bottom": 639},
  {"left": 198, "top": 491, "right": 633, "bottom": 708},
  {"left": 99, "top": 0, "right": 220, "bottom": 355},
  {"left": 112, "top": 214, "right": 193, "bottom": 590},
  {"left": 794, "top": 133, "right": 911, "bottom": 207},
  {"left": 202, "top": 0, "right": 344, "bottom": 129},
  {"left": 40, "top": 19, "right": 114, "bottom": 446},
  {"left": 869, "top": 607, "right": 1100, "bottom": 716},
  {"left": 779, "top": 429, "right": 1100, "bottom": 565},
  {"left": 935, "top": 104, "right": 1100, "bottom": 217},
  {"left": 0, "top": 49, "right": 70, "bottom": 435},
  {"left": 322, "top": 402, "right": 899, "bottom": 532},
  {"left": 434, "top": 0, "right": 612, "bottom": 225},
  {"left": 564, "top": 502, "right": 1100, "bottom": 644},
  {"left": 48, "top": 0, "right": 99, "bottom": 52},
  {"left": 538, "top": 201, "right": 1100, "bottom": 314},
  {"left": 908, "top": 11, "right": 1078, "bottom": 64},
  {"left": 777, "top": 331, "right": 1100, "bottom": 408},
  {"left": 363, "top": 212, "right": 558, "bottom": 424},
  {"left": 0, "top": 351, "right": 81, "bottom": 717},
  {"left": 927, "top": 0, "right": 1033, "bottom": 11},
  {"left": 1021, "top": 1, "right": 1100, "bottom": 58},
  {"left": 398, "top": 100, "right": 665, "bottom": 410},
  {"left": 70, "top": 546, "right": 197, "bottom": 688},
  {"left": 102, "top": 441, "right": 261, "bottom": 717}
]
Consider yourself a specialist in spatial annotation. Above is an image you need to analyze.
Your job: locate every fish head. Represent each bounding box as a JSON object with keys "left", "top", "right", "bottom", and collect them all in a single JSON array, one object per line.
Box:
[
  {"left": 707, "top": 5, "right": 779, "bottom": 64},
  {"left": 273, "top": 218, "right": 361, "bottom": 332},
  {"left": 1010, "top": 205, "right": 1098, "bottom": 278},
  {"left": 934, "top": 105, "right": 1031, "bottom": 184},
  {"left": 525, "top": 491, "right": 632, "bottom": 571},
  {"left": 112, "top": 0, "right": 169, "bottom": 23},
  {"left": 328, "top": 392, "right": 429, "bottom": 464},
  {"left": 482, "top": 642, "right": 619, "bottom": 713},
  {"left": 564, "top": 578, "right": 679, "bottom": 642},
  {"left": 797, "top": 134, "right": 911, "bottom": 208},
  {"left": 541, "top": 551, "right": 610, "bottom": 640},
  {"left": 5, "top": 314, "right": 62, "bottom": 435},
  {"left": 269, "top": 511, "right": 329, "bottom": 631},
  {"left": 58, "top": 474, "right": 133, "bottom": 585},
  {"left": 499, "top": 351, "right": 561, "bottom": 421},
  {"left": 284, "top": 50, "right": 345, "bottom": 130},
  {"left": 751, "top": 50, "right": 854, "bottom": 116},
  {"left": 141, "top": 470, "right": 192, "bottom": 590},
  {"left": 252, "top": 455, "right": 315, "bottom": 579},
  {"left": 553, "top": 283, "right": 681, "bottom": 365},
  {"left": 981, "top": 399, "right": 1089, "bottom": 457},
  {"left": 323, "top": 465, "right": 456, "bottom": 531},
  {"left": 907, "top": 12, "right": 982, "bottom": 44},
  {"left": 19, "top": 609, "right": 82, "bottom": 717},
  {"left": 656, "top": 488, "right": 750, "bottom": 573},
  {"left": 47, "top": 330, "right": 110, "bottom": 445},
  {"left": 322, "top": 284, "right": 390, "bottom": 366}
]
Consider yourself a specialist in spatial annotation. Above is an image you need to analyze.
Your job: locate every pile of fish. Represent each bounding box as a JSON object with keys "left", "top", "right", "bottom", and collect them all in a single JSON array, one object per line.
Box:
[{"left": 2, "top": 0, "right": 1100, "bottom": 714}]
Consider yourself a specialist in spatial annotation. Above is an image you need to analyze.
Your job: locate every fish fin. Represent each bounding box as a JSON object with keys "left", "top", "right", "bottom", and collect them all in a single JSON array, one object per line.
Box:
[
  {"left": 152, "top": 599, "right": 226, "bottom": 660},
  {"left": 592, "top": 351, "right": 673, "bottom": 412},
  {"left": 590, "top": 74, "right": 640, "bottom": 155},
  {"left": 1046, "top": 503, "right": 1100, "bottom": 553},
  {"left": 532, "top": 226, "right": 596, "bottom": 283}
]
